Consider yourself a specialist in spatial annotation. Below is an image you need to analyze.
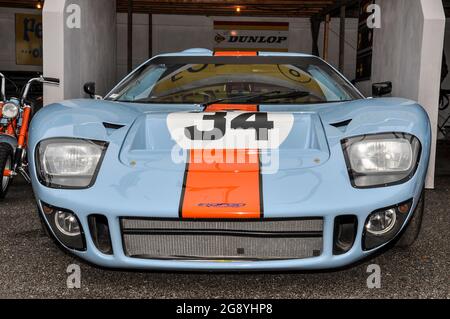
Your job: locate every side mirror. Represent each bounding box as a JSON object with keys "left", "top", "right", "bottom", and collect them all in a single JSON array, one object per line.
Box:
[
  {"left": 84, "top": 82, "right": 96, "bottom": 98},
  {"left": 372, "top": 81, "right": 392, "bottom": 97}
]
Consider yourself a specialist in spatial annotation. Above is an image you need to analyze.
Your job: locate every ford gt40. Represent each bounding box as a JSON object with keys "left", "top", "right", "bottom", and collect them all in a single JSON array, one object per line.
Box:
[{"left": 28, "top": 49, "right": 431, "bottom": 270}]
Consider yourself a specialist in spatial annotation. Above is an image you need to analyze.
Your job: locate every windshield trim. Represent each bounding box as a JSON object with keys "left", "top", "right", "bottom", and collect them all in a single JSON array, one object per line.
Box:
[
  {"left": 117, "top": 99, "right": 358, "bottom": 106},
  {"left": 105, "top": 56, "right": 365, "bottom": 101}
]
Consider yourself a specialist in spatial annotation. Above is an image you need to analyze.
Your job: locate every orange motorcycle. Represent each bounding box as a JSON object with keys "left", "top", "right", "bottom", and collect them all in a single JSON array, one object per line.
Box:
[{"left": 0, "top": 73, "right": 59, "bottom": 199}]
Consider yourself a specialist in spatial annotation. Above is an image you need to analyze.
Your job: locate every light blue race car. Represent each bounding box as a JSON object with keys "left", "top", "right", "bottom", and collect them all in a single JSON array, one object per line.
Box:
[{"left": 29, "top": 49, "right": 430, "bottom": 271}]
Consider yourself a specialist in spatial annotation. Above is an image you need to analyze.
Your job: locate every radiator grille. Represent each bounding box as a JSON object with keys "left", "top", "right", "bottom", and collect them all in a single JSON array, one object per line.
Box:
[{"left": 121, "top": 218, "right": 323, "bottom": 260}]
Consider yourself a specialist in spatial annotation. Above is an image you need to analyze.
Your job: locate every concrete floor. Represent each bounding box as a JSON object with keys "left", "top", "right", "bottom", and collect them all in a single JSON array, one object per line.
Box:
[{"left": 0, "top": 143, "right": 449, "bottom": 299}]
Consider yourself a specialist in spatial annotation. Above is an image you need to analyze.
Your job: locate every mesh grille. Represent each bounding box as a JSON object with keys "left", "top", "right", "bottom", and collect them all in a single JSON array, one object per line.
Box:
[
  {"left": 121, "top": 218, "right": 323, "bottom": 260},
  {"left": 122, "top": 218, "right": 322, "bottom": 232}
]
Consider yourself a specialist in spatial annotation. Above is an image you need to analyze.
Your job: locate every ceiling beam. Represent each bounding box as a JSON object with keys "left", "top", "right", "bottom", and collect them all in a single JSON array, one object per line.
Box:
[
  {"left": 0, "top": 0, "right": 40, "bottom": 9},
  {"left": 312, "top": 0, "right": 360, "bottom": 19},
  {"left": 0, "top": 0, "right": 347, "bottom": 18},
  {"left": 117, "top": 0, "right": 339, "bottom": 17}
]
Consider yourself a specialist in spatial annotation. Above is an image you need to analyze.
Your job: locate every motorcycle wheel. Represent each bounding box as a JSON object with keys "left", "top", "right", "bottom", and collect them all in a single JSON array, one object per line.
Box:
[{"left": 0, "top": 143, "right": 14, "bottom": 200}]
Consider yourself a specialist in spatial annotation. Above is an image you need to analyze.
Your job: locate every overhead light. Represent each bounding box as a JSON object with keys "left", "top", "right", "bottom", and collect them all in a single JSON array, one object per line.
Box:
[
  {"left": 36, "top": 0, "right": 43, "bottom": 9},
  {"left": 236, "top": 7, "right": 241, "bottom": 13}
]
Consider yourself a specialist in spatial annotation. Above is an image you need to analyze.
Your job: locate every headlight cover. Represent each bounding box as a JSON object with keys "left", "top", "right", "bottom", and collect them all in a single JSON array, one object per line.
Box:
[
  {"left": 36, "top": 138, "right": 108, "bottom": 189},
  {"left": 2, "top": 102, "right": 19, "bottom": 119},
  {"left": 342, "top": 133, "right": 421, "bottom": 188}
]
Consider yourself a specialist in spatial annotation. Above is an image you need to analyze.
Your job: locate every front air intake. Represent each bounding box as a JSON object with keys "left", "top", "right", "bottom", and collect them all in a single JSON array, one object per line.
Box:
[
  {"left": 88, "top": 214, "right": 113, "bottom": 255},
  {"left": 333, "top": 215, "right": 358, "bottom": 255}
]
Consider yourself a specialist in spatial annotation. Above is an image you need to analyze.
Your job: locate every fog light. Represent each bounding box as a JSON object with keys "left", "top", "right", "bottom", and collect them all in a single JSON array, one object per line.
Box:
[
  {"left": 365, "top": 209, "right": 397, "bottom": 235},
  {"left": 363, "top": 199, "right": 412, "bottom": 251},
  {"left": 40, "top": 202, "right": 86, "bottom": 251},
  {"left": 55, "top": 211, "right": 81, "bottom": 236}
]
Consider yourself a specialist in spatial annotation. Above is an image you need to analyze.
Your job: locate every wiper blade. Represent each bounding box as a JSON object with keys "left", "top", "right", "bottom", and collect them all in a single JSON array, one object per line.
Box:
[
  {"left": 122, "top": 89, "right": 316, "bottom": 105},
  {"left": 202, "top": 90, "right": 282, "bottom": 107},
  {"left": 244, "top": 90, "right": 312, "bottom": 102},
  {"left": 202, "top": 89, "right": 313, "bottom": 107}
]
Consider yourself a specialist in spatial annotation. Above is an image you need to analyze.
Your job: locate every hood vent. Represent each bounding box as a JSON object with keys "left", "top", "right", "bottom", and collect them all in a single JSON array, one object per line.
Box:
[
  {"left": 103, "top": 122, "right": 125, "bottom": 130},
  {"left": 330, "top": 119, "right": 352, "bottom": 132},
  {"left": 103, "top": 122, "right": 126, "bottom": 135}
]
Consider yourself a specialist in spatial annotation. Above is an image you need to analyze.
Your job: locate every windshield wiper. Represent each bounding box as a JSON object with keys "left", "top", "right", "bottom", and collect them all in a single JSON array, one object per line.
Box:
[
  {"left": 243, "top": 90, "right": 313, "bottom": 103},
  {"left": 202, "top": 89, "right": 312, "bottom": 107},
  {"left": 123, "top": 89, "right": 315, "bottom": 105}
]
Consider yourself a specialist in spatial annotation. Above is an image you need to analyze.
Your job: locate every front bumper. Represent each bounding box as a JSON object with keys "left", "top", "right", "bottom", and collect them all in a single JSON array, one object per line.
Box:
[
  {"left": 30, "top": 118, "right": 429, "bottom": 271},
  {"left": 35, "top": 190, "right": 423, "bottom": 271}
]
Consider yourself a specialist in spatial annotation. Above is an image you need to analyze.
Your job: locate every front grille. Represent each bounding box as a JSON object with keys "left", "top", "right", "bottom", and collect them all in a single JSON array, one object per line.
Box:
[{"left": 121, "top": 218, "right": 323, "bottom": 260}]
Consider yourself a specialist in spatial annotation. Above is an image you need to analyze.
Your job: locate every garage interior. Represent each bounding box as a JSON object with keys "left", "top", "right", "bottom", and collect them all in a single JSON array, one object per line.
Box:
[
  {"left": 0, "top": 0, "right": 448, "bottom": 299},
  {"left": 0, "top": 0, "right": 446, "bottom": 188}
]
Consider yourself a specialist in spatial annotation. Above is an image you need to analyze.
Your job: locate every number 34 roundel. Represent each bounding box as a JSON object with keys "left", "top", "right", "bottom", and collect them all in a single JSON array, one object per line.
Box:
[{"left": 167, "top": 111, "right": 294, "bottom": 150}]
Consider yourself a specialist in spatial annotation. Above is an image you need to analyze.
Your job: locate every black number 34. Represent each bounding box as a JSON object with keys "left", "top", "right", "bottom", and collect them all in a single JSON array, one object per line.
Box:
[{"left": 185, "top": 112, "right": 274, "bottom": 141}]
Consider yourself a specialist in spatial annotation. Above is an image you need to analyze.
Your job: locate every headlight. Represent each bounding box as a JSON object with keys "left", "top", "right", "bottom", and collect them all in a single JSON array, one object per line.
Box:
[
  {"left": 55, "top": 210, "right": 81, "bottom": 236},
  {"left": 2, "top": 102, "right": 19, "bottom": 119},
  {"left": 365, "top": 208, "right": 397, "bottom": 235},
  {"left": 363, "top": 200, "right": 413, "bottom": 250},
  {"left": 36, "top": 138, "right": 108, "bottom": 189},
  {"left": 342, "top": 133, "right": 421, "bottom": 188}
]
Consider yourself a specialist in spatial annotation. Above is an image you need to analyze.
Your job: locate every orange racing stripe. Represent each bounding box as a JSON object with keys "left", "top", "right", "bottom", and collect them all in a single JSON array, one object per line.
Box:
[
  {"left": 180, "top": 104, "right": 263, "bottom": 219},
  {"left": 214, "top": 51, "right": 257, "bottom": 56},
  {"left": 204, "top": 104, "right": 259, "bottom": 111}
]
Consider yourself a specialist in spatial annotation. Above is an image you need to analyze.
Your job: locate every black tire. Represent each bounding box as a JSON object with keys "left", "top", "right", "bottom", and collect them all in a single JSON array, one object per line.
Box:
[
  {"left": 395, "top": 191, "right": 425, "bottom": 248},
  {"left": 0, "top": 143, "right": 13, "bottom": 200}
]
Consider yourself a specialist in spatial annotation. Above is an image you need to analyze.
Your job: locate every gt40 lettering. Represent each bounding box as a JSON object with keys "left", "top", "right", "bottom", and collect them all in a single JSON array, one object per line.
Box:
[{"left": 197, "top": 203, "right": 246, "bottom": 208}]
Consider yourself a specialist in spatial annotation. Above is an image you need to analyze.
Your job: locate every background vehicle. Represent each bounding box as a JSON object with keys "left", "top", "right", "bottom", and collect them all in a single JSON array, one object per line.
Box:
[{"left": 0, "top": 73, "right": 59, "bottom": 199}]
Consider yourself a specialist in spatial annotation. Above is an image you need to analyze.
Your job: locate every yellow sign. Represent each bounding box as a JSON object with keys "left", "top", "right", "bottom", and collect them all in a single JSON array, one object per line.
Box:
[{"left": 15, "top": 13, "right": 43, "bottom": 66}]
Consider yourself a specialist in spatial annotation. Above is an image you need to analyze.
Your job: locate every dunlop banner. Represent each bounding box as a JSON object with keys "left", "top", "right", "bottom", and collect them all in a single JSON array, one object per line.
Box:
[
  {"left": 214, "top": 21, "right": 289, "bottom": 52},
  {"left": 15, "top": 13, "right": 43, "bottom": 66}
]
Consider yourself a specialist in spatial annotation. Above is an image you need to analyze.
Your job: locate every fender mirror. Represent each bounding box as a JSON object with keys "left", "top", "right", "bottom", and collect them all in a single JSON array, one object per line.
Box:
[
  {"left": 372, "top": 81, "right": 392, "bottom": 97},
  {"left": 84, "top": 82, "right": 96, "bottom": 98}
]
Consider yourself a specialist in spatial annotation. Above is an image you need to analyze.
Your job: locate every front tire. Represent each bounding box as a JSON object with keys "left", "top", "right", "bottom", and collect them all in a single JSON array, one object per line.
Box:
[
  {"left": 0, "top": 143, "right": 13, "bottom": 200},
  {"left": 395, "top": 191, "right": 425, "bottom": 248}
]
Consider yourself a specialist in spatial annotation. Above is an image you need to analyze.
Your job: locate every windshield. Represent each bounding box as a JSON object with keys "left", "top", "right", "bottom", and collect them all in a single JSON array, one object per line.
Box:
[{"left": 106, "top": 56, "right": 362, "bottom": 105}]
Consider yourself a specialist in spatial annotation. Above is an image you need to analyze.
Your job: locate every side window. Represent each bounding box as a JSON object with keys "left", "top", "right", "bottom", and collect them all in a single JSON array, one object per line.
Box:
[
  {"left": 307, "top": 65, "right": 352, "bottom": 101},
  {"left": 117, "top": 66, "right": 166, "bottom": 101}
]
